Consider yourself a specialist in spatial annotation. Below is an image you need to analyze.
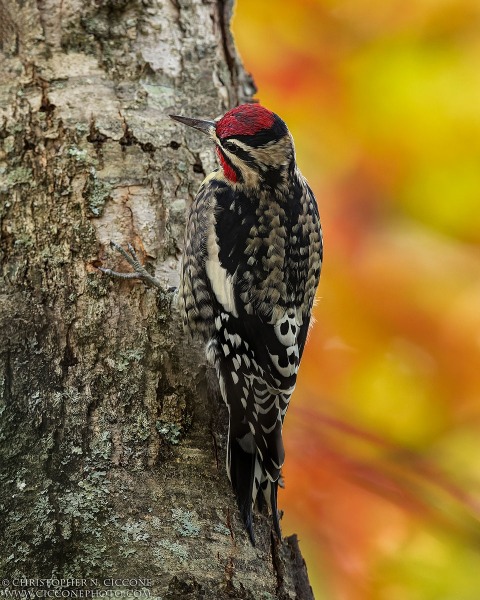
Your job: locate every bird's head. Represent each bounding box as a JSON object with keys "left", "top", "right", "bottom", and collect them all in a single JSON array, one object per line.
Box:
[{"left": 170, "top": 104, "right": 295, "bottom": 188}]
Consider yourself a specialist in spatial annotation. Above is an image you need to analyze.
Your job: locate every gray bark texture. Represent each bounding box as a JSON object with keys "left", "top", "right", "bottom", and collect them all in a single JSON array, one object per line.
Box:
[{"left": 0, "top": 1, "right": 314, "bottom": 598}]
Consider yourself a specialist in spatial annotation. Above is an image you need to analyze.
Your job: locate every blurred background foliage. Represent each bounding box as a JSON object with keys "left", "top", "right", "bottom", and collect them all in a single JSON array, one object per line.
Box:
[{"left": 232, "top": 1, "right": 480, "bottom": 598}]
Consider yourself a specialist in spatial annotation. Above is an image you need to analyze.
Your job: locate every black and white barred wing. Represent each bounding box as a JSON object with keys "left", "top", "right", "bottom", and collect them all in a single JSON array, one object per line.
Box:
[
  {"left": 178, "top": 173, "right": 222, "bottom": 338},
  {"left": 212, "top": 312, "right": 294, "bottom": 477},
  {"left": 211, "top": 311, "right": 292, "bottom": 540}
]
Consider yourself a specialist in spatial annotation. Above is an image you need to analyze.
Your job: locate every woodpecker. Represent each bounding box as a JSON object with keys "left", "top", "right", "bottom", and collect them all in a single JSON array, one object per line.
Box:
[
  {"left": 99, "top": 104, "right": 322, "bottom": 544},
  {"left": 171, "top": 104, "right": 322, "bottom": 544}
]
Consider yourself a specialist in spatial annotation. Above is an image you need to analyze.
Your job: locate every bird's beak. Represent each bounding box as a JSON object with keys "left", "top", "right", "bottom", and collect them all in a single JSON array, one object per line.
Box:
[{"left": 169, "top": 115, "right": 216, "bottom": 136}]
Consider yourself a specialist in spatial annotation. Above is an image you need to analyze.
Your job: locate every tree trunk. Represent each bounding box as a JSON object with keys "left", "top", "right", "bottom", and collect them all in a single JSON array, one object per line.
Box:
[{"left": 0, "top": 1, "right": 314, "bottom": 598}]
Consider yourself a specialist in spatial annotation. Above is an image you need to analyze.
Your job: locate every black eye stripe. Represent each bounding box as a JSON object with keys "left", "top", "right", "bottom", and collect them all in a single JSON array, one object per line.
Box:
[
  {"left": 221, "top": 142, "right": 253, "bottom": 163},
  {"left": 223, "top": 140, "right": 238, "bottom": 153}
]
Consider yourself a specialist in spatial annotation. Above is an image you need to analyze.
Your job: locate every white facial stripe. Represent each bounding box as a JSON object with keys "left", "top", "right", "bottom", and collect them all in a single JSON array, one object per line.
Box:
[{"left": 205, "top": 210, "right": 238, "bottom": 317}]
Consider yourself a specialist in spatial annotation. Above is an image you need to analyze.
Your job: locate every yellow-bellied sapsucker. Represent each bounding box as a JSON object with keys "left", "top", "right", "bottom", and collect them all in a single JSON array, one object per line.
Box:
[
  {"left": 171, "top": 105, "right": 322, "bottom": 544},
  {"left": 100, "top": 104, "right": 322, "bottom": 544}
]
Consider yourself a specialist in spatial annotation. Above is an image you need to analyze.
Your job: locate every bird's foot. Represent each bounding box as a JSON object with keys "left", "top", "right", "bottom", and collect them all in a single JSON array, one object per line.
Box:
[{"left": 98, "top": 241, "right": 174, "bottom": 292}]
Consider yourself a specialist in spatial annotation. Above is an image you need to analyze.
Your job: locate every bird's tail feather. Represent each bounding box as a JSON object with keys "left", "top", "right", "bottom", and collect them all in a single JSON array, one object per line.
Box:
[
  {"left": 262, "top": 477, "right": 281, "bottom": 539},
  {"left": 229, "top": 434, "right": 282, "bottom": 544},
  {"left": 229, "top": 436, "right": 256, "bottom": 545}
]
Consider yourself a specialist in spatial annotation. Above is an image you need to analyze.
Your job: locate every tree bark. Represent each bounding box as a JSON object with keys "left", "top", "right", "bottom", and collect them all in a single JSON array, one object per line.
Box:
[{"left": 0, "top": 1, "right": 314, "bottom": 598}]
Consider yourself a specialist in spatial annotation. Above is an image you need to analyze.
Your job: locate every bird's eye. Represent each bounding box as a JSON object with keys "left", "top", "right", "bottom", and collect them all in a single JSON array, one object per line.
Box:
[{"left": 223, "top": 140, "right": 238, "bottom": 153}]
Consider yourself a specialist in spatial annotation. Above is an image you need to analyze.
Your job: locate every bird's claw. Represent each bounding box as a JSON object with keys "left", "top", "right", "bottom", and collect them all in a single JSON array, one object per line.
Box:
[{"left": 97, "top": 241, "right": 163, "bottom": 290}]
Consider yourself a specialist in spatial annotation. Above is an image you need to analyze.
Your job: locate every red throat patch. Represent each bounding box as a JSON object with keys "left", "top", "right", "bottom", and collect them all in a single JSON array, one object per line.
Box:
[
  {"left": 216, "top": 104, "right": 275, "bottom": 138},
  {"left": 216, "top": 147, "right": 237, "bottom": 183}
]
